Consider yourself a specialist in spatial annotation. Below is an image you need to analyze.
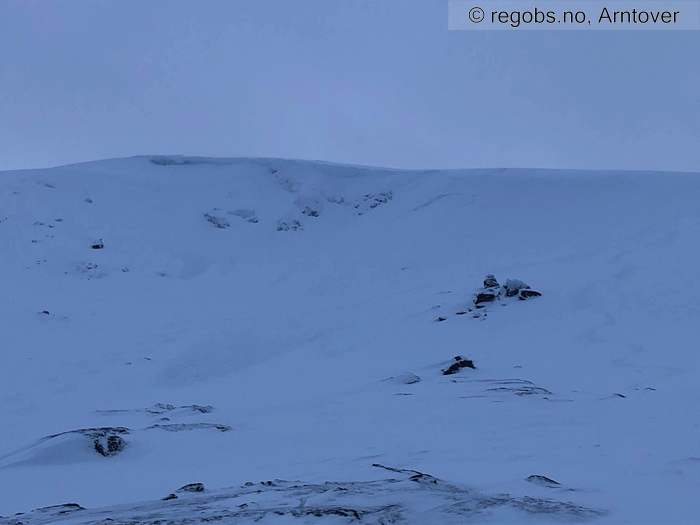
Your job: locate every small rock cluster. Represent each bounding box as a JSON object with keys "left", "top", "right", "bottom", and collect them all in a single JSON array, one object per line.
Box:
[
  {"left": 474, "top": 274, "right": 541, "bottom": 306},
  {"left": 301, "top": 206, "right": 320, "bottom": 217},
  {"left": 41, "top": 427, "right": 130, "bottom": 458},
  {"left": 93, "top": 433, "right": 126, "bottom": 457},
  {"left": 432, "top": 274, "right": 542, "bottom": 322},
  {"left": 353, "top": 192, "right": 393, "bottom": 215},
  {"left": 276, "top": 219, "right": 303, "bottom": 231}
]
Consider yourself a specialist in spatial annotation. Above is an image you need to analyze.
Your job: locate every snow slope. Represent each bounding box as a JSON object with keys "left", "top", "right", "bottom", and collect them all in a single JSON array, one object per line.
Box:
[{"left": 1, "top": 156, "right": 700, "bottom": 523}]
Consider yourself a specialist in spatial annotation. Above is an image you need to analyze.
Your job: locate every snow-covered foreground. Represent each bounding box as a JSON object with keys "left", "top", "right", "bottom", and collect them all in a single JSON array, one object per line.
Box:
[{"left": 1, "top": 157, "right": 700, "bottom": 524}]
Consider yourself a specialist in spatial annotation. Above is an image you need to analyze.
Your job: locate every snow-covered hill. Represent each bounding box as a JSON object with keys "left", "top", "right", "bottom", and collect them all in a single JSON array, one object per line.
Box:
[{"left": 2, "top": 157, "right": 700, "bottom": 524}]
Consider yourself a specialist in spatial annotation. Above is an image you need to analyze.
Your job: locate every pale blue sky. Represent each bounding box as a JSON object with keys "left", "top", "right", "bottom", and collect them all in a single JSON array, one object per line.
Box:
[{"left": 1, "top": 0, "right": 698, "bottom": 171}]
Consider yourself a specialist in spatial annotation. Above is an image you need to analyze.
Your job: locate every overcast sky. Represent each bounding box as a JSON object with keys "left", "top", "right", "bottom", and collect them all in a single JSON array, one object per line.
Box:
[{"left": 0, "top": 0, "right": 698, "bottom": 172}]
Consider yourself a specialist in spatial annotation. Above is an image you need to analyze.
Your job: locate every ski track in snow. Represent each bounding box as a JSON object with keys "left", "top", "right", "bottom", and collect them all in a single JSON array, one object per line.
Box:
[{"left": 1, "top": 156, "right": 700, "bottom": 523}]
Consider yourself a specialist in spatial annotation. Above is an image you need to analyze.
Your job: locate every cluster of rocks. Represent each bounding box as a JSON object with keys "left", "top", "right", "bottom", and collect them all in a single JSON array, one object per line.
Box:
[
  {"left": 3, "top": 404, "right": 231, "bottom": 465},
  {"left": 353, "top": 191, "right": 393, "bottom": 215},
  {"left": 3, "top": 466, "right": 604, "bottom": 525},
  {"left": 29, "top": 218, "right": 60, "bottom": 244},
  {"left": 276, "top": 219, "right": 303, "bottom": 231},
  {"left": 93, "top": 431, "right": 127, "bottom": 457},
  {"left": 474, "top": 274, "right": 542, "bottom": 306},
  {"left": 39, "top": 427, "right": 130, "bottom": 458},
  {"left": 301, "top": 205, "right": 320, "bottom": 217},
  {"left": 199, "top": 174, "right": 394, "bottom": 234},
  {"left": 432, "top": 275, "right": 541, "bottom": 323}
]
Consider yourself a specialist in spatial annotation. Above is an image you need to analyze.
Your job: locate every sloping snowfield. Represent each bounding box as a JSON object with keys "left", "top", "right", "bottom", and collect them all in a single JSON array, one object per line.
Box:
[{"left": 2, "top": 156, "right": 700, "bottom": 524}]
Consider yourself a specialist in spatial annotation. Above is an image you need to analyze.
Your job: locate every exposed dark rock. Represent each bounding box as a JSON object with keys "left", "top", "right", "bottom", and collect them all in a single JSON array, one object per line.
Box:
[
  {"left": 469, "top": 275, "right": 541, "bottom": 313},
  {"left": 67, "top": 428, "right": 129, "bottom": 458},
  {"left": 276, "top": 219, "right": 303, "bottom": 231},
  {"left": 353, "top": 192, "right": 393, "bottom": 215},
  {"left": 162, "top": 493, "right": 178, "bottom": 501},
  {"left": 519, "top": 289, "right": 542, "bottom": 300},
  {"left": 90, "top": 239, "right": 104, "bottom": 250},
  {"left": 367, "top": 192, "right": 392, "bottom": 207},
  {"left": 31, "top": 427, "right": 130, "bottom": 458},
  {"left": 148, "top": 403, "right": 214, "bottom": 414},
  {"left": 434, "top": 316, "right": 447, "bottom": 322},
  {"left": 46, "top": 427, "right": 130, "bottom": 439},
  {"left": 372, "top": 464, "right": 440, "bottom": 485},
  {"left": 474, "top": 292, "right": 497, "bottom": 305},
  {"left": 442, "top": 356, "right": 476, "bottom": 375},
  {"left": 483, "top": 274, "right": 499, "bottom": 288},
  {"left": 190, "top": 404, "right": 214, "bottom": 413},
  {"left": 93, "top": 434, "right": 126, "bottom": 457},
  {"left": 527, "top": 475, "right": 561, "bottom": 488},
  {"left": 147, "top": 403, "right": 176, "bottom": 413},
  {"left": 301, "top": 206, "right": 320, "bottom": 217},
  {"left": 177, "top": 483, "right": 205, "bottom": 493},
  {"left": 32, "top": 503, "right": 85, "bottom": 516}
]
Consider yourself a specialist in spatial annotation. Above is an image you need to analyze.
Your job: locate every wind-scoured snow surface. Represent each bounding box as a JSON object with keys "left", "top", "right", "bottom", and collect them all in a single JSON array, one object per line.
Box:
[{"left": 1, "top": 156, "right": 700, "bottom": 523}]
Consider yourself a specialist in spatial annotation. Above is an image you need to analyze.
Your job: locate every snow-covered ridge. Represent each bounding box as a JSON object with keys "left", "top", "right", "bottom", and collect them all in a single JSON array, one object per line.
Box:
[
  {"left": 2, "top": 156, "right": 700, "bottom": 523},
  {"left": 0, "top": 465, "right": 605, "bottom": 525}
]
